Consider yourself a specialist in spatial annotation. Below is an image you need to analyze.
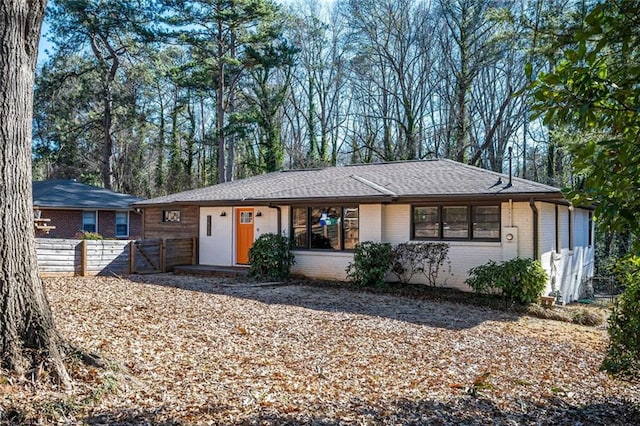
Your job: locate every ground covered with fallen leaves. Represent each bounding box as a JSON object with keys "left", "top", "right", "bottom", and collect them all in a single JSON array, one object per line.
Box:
[{"left": 2, "top": 274, "right": 639, "bottom": 425}]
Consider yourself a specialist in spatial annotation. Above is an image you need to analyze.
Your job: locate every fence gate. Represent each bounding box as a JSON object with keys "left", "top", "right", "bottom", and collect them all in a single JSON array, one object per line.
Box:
[{"left": 130, "top": 239, "right": 163, "bottom": 274}]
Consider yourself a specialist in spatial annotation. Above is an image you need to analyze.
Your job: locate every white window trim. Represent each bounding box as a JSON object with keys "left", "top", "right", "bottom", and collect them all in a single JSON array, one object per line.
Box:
[{"left": 115, "top": 211, "right": 129, "bottom": 238}]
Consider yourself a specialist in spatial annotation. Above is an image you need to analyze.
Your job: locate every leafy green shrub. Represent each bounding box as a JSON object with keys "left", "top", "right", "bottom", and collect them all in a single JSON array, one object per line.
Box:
[
  {"left": 248, "top": 233, "right": 295, "bottom": 281},
  {"left": 346, "top": 241, "right": 394, "bottom": 288},
  {"left": 391, "top": 242, "right": 450, "bottom": 286},
  {"left": 602, "top": 256, "right": 640, "bottom": 381},
  {"left": 466, "top": 258, "right": 548, "bottom": 306},
  {"left": 465, "top": 260, "right": 500, "bottom": 295}
]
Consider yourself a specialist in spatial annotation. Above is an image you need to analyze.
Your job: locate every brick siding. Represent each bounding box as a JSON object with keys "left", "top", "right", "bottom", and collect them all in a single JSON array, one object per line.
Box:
[{"left": 36, "top": 209, "right": 142, "bottom": 240}]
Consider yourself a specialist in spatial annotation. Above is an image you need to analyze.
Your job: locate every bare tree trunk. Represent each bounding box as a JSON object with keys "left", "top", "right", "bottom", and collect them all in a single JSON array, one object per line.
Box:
[
  {"left": 216, "top": 5, "right": 226, "bottom": 183},
  {"left": 0, "top": 0, "right": 71, "bottom": 387},
  {"left": 102, "top": 83, "right": 114, "bottom": 189}
]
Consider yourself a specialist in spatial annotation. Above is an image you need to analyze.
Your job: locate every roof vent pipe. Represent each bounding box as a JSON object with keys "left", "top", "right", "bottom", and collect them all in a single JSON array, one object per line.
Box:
[{"left": 507, "top": 146, "right": 513, "bottom": 188}]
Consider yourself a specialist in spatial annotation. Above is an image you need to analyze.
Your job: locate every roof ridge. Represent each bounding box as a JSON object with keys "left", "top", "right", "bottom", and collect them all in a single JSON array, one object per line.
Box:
[{"left": 350, "top": 174, "right": 397, "bottom": 197}]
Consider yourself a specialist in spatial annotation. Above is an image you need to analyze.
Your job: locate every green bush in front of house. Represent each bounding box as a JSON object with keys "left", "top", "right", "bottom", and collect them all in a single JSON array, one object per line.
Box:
[
  {"left": 346, "top": 241, "right": 394, "bottom": 288},
  {"left": 601, "top": 256, "right": 640, "bottom": 382},
  {"left": 248, "top": 233, "right": 295, "bottom": 281},
  {"left": 466, "top": 258, "right": 548, "bottom": 306}
]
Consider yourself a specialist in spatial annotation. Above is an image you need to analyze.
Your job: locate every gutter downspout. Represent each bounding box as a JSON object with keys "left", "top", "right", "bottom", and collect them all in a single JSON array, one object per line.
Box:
[
  {"left": 529, "top": 198, "right": 539, "bottom": 260},
  {"left": 268, "top": 205, "right": 282, "bottom": 235}
]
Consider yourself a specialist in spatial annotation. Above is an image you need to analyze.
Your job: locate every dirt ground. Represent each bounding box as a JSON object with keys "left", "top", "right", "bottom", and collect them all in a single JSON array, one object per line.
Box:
[{"left": 1, "top": 274, "right": 639, "bottom": 425}]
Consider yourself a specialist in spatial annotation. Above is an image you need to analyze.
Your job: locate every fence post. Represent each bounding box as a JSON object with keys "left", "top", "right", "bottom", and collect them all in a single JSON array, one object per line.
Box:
[
  {"left": 129, "top": 241, "right": 135, "bottom": 274},
  {"left": 161, "top": 239, "right": 166, "bottom": 273},
  {"left": 191, "top": 237, "right": 197, "bottom": 265},
  {"left": 80, "top": 240, "right": 88, "bottom": 277}
]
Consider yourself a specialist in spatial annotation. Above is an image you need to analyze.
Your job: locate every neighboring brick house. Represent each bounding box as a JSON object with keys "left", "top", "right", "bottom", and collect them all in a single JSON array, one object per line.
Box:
[{"left": 33, "top": 180, "right": 144, "bottom": 239}]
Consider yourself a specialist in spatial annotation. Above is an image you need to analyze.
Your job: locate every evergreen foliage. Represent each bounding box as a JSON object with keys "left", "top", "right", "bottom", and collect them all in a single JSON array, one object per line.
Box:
[
  {"left": 602, "top": 256, "right": 640, "bottom": 381},
  {"left": 346, "top": 241, "right": 394, "bottom": 288},
  {"left": 248, "top": 233, "right": 295, "bottom": 281},
  {"left": 530, "top": 0, "right": 640, "bottom": 250},
  {"left": 466, "top": 258, "right": 548, "bottom": 306}
]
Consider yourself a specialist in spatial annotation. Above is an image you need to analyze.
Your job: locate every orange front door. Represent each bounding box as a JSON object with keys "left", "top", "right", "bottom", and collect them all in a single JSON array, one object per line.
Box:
[{"left": 235, "top": 208, "right": 254, "bottom": 264}]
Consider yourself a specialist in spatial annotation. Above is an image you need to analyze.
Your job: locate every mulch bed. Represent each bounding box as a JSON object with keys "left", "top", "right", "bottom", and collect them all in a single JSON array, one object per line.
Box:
[{"left": 1, "top": 274, "right": 638, "bottom": 425}]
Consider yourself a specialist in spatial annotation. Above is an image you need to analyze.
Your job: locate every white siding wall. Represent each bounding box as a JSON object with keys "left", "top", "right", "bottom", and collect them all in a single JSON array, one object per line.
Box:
[
  {"left": 380, "top": 202, "right": 533, "bottom": 290},
  {"left": 540, "top": 205, "right": 595, "bottom": 303},
  {"left": 254, "top": 207, "right": 278, "bottom": 239},
  {"left": 360, "top": 204, "right": 382, "bottom": 242},
  {"left": 291, "top": 251, "right": 353, "bottom": 280},
  {"left": 574, "top": 208, "right": 590, "bottom": 247},
  {"left": 513, "top": 202, "right": 534, "bottom": 259},
  {"left": 198, "top": 201, "right": 594, "bottom": 301},
  {"left": 199, "top": 205, "right": 285, "bottom": 266},
  {"left": 199, "top": 207, "right": 233, "bottom": 266},
  {"left": 382, "top": 204, "right": 411, "bottom": 244},
  {"left": 432, "top": 241, "right": 503, "bottom": 290},
  {"left": 539, "top": 203, "right": 557, "bottom": 257}
]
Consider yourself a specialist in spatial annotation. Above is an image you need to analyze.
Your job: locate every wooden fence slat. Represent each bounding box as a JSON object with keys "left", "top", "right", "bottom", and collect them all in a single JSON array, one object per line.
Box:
[{"left": 36, "top": 237, "right": 197, "bottom": 276}]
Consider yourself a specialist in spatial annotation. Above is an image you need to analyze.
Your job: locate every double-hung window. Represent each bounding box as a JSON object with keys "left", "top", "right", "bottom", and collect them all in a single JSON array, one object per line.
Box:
[
  {"left": 292, "top": 206, "right": 359, "bottom": 250},
  {"left": 412, "top": 204, "right": 500, "bottom": 241},
  {"left": 82, "top": 211, "right": 97, "bottom": 233},
  {"left": 115, "top": 211, "right": 129, "bottom": 237}
]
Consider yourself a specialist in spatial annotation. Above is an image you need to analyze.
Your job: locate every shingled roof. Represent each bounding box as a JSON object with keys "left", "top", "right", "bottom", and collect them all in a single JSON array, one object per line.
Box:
[
  {"left": 33, "top": 180, "right": 143, "bottom": 209},
  {"left": 136, "top": 159, "right": 564, "bottom": 207}
]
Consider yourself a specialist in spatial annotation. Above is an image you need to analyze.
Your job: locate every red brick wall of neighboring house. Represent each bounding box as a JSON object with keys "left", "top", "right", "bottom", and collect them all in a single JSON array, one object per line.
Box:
[
  {"left": 129, "top": 211, "right": 143, "bottom": 240},
  {"left": 36, "top": 209, "right": 82, "bottom": 238},
  {"left": 36, "top": 209, "right": 143, "bottom": 240}
]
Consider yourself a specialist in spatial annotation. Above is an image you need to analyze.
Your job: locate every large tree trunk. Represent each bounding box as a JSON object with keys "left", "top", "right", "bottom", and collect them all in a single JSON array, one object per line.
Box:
[{"left": 0, "top": 0, "right": 71, "bottom": 387}]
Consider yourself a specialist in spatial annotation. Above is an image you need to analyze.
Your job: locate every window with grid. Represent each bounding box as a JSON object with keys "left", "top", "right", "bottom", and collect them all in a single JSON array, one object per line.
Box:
[
  {"left": 115, "top": 211, "right": 129, "bottom": 237},
  {"left": 82, "top": 211, "right": 97, "bottom": 233}
]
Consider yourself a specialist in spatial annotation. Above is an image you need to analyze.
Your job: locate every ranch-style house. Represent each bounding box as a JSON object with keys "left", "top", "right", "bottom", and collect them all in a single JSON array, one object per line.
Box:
[{"left": 135, "top": 159, "right": 594, "bottom": 303}]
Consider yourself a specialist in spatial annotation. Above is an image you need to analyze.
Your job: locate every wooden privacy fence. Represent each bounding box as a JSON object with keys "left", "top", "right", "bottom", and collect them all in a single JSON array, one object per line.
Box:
[{"left": 36, "top": 238, "right": 197, "bottom": 277}]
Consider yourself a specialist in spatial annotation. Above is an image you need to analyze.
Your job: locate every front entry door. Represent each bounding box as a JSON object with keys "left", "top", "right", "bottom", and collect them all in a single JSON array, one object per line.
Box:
[{"left": 236, "top": 208, "right": 254, "bottom": 265}]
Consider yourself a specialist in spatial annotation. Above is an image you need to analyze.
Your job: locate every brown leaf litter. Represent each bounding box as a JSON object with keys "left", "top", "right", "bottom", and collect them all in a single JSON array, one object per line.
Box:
[{"left": 1, "top": 274, "right": 638, "bottom": 425}]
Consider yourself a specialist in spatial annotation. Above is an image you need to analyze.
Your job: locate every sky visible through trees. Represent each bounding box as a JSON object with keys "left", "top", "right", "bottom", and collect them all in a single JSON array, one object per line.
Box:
[{"left": 32, "top": 0, "right": 593, "bottom": 198}]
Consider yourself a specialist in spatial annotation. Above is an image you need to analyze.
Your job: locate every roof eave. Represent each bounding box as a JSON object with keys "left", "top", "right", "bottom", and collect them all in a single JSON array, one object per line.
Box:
[
  {"left": 34, "top": 204, "right": 140, "bottom": 210},
  {"left": 133, "top": 191, "right": 566, "bottom": 208}
]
